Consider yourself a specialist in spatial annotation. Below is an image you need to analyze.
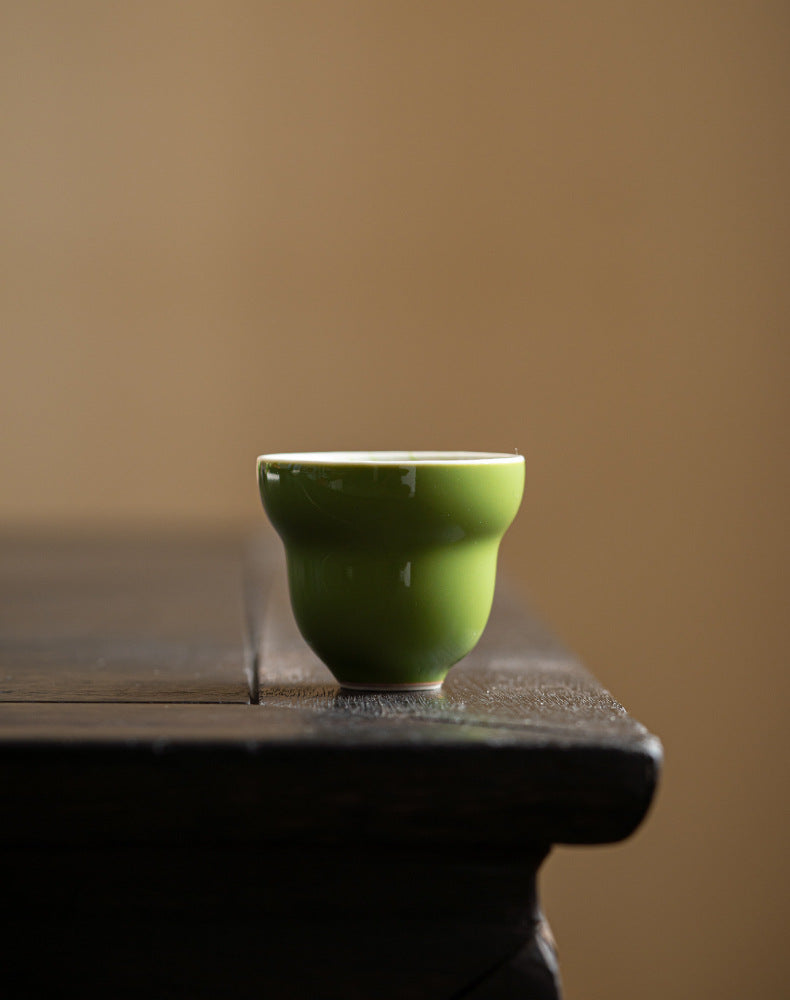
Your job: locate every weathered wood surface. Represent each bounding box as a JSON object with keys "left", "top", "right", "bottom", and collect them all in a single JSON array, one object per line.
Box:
[
  {"left": 0, "top": 531, "right": 252, "bottom": 702},
  {"left": 0, "top": 531, "right": 660, "bottom": 848},
  {"left": 0, "top": 530, "right": 661, "bottom": 1000}
]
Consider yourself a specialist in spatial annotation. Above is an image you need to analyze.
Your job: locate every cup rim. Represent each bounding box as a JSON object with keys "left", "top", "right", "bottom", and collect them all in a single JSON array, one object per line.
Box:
[{"left": 257, "top": 451, "right": 524, "bottom": 467}]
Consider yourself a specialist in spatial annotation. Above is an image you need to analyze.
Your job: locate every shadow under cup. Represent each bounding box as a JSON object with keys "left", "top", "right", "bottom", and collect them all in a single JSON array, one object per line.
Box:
[{"left": 257, "top": 452, "right": 525, "bottom": 690}]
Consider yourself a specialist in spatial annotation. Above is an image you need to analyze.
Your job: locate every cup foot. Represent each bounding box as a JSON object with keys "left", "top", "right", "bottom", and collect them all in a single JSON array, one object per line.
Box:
[{"left": 339, "top": 680, "right": 443, "bottom": 692}]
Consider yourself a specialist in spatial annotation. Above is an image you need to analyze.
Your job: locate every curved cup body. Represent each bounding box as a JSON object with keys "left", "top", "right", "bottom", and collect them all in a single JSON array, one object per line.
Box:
[{"left": 257, "top": 453, "right": 525, "bottom": 689}]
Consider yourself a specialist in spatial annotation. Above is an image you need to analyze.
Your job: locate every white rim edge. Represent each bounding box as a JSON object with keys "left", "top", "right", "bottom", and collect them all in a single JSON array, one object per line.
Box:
[{"left": 257, "top": 451, "right": 524, "bottom": 467}]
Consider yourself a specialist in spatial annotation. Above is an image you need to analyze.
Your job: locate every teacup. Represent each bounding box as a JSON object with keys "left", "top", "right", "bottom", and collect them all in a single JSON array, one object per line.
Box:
[{"left": 256, "top": 451, "right": 525, "bottom": 690}]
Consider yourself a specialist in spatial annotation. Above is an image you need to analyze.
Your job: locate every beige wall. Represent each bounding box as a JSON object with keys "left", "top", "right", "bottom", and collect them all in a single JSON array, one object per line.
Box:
[{"left": 2, "top": 3, "right": 788, "bottom": 996}]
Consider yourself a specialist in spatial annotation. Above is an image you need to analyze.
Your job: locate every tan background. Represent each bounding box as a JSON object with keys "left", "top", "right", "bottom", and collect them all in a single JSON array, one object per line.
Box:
[{"left": 2, "top": 2, "right": 788, "bottom": 996}]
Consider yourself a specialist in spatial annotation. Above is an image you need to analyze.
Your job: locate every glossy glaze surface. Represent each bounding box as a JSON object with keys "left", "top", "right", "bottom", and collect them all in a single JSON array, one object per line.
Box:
[{"left": 257, "top": 453, "right": 525, "bottom": 688}]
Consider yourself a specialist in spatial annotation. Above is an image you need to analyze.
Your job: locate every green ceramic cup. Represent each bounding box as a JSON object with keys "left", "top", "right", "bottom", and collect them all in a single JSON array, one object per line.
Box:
[{"left": 256, "top": 451, "right": 525, "bottom": 691}]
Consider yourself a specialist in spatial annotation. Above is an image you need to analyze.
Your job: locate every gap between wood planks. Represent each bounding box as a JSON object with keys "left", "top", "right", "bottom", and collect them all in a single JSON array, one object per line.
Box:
[{"left": 241, "top": 532, "right": 280, "bottom": 705}]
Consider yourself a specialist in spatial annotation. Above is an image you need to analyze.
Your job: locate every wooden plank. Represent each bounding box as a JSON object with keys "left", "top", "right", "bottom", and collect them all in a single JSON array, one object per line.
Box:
[
  {"left": 0, "top": 531, "right": 252, "bottom": 703},
  {"left": 0, "top": 533, "right": 660, "bottom": 846},
  {"left": 0, "top": 703, "right": 658, "bottom": 848}
]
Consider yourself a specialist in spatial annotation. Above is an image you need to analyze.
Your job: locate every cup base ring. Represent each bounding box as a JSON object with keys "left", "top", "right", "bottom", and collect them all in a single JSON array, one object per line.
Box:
[{"left": 338, "top": 680, "right": 443, "bottom": 692}]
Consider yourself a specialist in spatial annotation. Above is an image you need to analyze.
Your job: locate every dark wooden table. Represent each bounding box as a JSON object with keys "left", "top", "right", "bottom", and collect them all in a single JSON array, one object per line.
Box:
[{"left": 0, "top": 531, "right": 661, "bottom": 999}]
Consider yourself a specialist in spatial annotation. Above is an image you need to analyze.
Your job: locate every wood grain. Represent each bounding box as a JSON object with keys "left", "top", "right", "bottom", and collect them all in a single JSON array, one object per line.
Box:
[{"left": 0, "top": 531, "right": 252, "bottom": 702}]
